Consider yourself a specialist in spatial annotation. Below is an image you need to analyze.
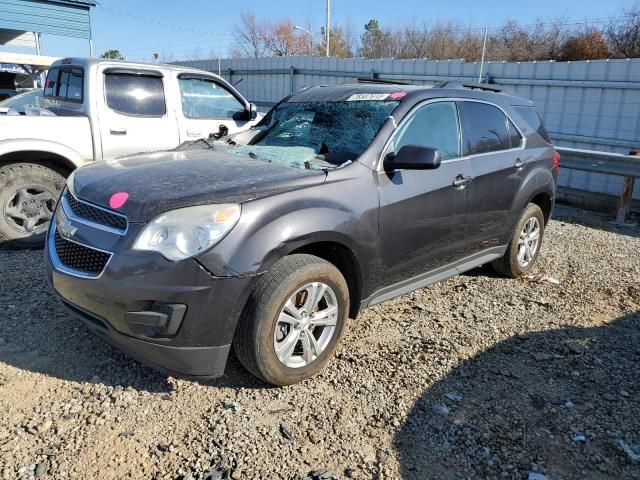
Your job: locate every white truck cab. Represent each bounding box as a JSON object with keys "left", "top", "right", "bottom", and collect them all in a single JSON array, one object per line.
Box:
[{"left": 0, "top": 57, "right": 260, "bottom": 247}]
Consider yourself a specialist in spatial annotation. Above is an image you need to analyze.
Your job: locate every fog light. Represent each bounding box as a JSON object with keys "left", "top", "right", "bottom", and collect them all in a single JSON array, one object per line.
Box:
[{"left": 125, "top": 303, "right": 186, "bottom": 338}]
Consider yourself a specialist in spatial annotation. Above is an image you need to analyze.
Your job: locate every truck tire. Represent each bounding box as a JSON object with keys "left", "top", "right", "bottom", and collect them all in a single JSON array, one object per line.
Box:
[
  {"left": 0, "top": 163, "right": 66, "bottom": 249},
  {"left": 234, "top": 254, "right": 349, "bottom": 386},
  {"left": 491, "top": 203, "right": 545, "bottom": 278}
]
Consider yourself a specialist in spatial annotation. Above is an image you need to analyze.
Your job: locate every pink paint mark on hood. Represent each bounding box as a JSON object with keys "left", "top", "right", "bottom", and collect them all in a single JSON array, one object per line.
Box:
[{"left": 109, "top": 192, "right": 129, "bottom": 209}]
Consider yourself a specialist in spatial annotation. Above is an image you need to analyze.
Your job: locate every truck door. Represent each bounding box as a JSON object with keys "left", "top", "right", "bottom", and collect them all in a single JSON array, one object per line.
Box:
[
  {"left": 97, "top": 68, "right": 180, "bottom": 159},
  {"left": 175, "top": 75, "right": 253, "bottom": 142}
]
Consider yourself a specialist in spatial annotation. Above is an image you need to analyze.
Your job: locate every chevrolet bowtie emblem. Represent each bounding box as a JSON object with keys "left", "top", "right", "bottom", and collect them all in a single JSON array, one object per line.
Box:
[{"left": 56, "top": 208, "right": 78, "bottom": 239}]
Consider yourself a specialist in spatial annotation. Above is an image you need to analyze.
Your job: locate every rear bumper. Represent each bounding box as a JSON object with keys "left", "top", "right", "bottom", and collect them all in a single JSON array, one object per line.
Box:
[{"left": 59, "top": 298, "right": 231, "bottom": 378}]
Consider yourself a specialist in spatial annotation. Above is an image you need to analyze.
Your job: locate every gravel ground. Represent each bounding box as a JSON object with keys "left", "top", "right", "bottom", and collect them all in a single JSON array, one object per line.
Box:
[{"left": 0, "top": 205, "right": 639, "bottom": 480}]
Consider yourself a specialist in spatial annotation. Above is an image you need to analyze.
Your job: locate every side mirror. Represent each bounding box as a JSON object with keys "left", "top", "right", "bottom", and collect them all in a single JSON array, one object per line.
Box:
[
  {"left": 384, "top": 145, "right": 441, "bottom": 171},
  {"left": 247, "top": 103, "right": 258, "bottom": 120}
]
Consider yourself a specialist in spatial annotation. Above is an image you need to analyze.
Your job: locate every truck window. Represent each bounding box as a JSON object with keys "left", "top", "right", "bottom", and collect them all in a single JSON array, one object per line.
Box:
[
  {"left": 44, "top": 67, "right": 84, "bottom": 102},
  {"left": 459, "top": 102, "right": 511, "bottom": 155},
  {"left": 178, "top": 77, "right": 246, "bottom": 120},
  {"left": 104, "top": 73, "right": 166, "bottom": 116}
]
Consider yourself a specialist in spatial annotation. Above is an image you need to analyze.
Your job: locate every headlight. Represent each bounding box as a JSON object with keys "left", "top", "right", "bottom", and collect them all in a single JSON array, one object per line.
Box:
[{"left": 133, "top": 204, "right": 240, "bottom": 261}]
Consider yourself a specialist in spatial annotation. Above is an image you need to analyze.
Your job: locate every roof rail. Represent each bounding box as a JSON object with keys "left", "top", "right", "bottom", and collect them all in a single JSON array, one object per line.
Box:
[
  {"left": 435, "top": 81, "right": 502, "bottom": 93},
  {"left": 355, "top": 77, "right": 411, "bottom": 86}
]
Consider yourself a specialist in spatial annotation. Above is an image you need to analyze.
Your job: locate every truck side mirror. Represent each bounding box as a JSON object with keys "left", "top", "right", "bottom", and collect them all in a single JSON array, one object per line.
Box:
[{"left": 248, "top": 103, "right": 258, "bottom": 120}]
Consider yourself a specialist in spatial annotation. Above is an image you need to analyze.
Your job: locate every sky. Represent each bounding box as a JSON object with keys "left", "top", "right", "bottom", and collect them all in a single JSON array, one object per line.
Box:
[{"left": 7, "top": 0, "right": 638, "bottom": 61}]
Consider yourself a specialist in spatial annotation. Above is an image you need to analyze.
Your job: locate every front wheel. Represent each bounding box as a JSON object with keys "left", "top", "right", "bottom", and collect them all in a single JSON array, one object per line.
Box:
[
  {"left": 492, "top": 203, "right": 545, "bottom": 278},
  {"left": 234, "top": 254, "right": 349, "bottom": 386},
  {"left": 0, "top": 163, "right": 66, "bottom": 249}
]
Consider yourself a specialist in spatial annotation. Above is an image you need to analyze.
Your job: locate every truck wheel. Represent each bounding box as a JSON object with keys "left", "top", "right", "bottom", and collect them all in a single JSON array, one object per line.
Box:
[
  {"left": 0, "top": 163, "right": 66, "bottom": 249},
  {"left": 234, "top": 254, "right": 349, "bottom": 386},
  {"left": 491, "top": 203, "right": 545, "bottom": 278}
]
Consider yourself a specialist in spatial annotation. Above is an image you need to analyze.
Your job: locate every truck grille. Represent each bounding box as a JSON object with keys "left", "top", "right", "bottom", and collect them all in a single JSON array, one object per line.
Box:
[
  {"left": 54, "top": 231, "right": 111, "bottom": 276},
  {"left": 65, "top": 191, "right": 127, "bottom": 231}
]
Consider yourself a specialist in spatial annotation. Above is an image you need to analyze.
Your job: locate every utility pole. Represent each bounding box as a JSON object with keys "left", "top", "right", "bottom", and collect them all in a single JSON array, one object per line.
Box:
[{"left": 325, "top": 0, "right": 330, "bottom": 57}]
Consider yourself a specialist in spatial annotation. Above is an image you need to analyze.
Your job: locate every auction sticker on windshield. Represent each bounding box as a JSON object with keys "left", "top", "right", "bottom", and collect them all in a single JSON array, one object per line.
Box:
[{"left": 347, "top": 93, "right": 391, "bottom": 101}]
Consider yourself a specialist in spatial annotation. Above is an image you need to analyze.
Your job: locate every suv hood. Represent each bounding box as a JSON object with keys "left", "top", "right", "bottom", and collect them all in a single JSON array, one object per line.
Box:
[{"left": 71, "top": 148, "right": 324, "bottom": 222}]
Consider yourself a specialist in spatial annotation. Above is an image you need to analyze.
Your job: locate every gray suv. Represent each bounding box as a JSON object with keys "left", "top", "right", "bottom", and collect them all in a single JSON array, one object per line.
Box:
[{"left": 45, "top": 83, "right": 558, "bottom": 386}]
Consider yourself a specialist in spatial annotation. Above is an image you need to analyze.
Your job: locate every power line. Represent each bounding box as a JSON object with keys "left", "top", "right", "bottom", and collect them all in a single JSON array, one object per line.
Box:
[{"left": 95, "top": 4, "right": 234, "bottom": 37}]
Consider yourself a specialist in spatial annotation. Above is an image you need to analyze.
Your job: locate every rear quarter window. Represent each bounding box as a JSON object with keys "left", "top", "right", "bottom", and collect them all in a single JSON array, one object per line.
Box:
[
  {"left": 513, "top": 106, "right": 551, "bottom": 143},
  {"left": 44, "top": 67, "right": 84, "bottom": 102}
]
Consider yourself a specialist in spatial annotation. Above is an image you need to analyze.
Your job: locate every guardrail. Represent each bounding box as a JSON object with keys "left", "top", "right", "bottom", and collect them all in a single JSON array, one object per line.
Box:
[{"left": 556, "top": 147, "right": 640, "bottom": 224}]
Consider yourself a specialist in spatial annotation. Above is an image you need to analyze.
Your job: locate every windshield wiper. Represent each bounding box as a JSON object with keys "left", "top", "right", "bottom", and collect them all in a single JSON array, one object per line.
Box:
[{"left": 304, "top": 157, "right": 339, "bottom": 171}]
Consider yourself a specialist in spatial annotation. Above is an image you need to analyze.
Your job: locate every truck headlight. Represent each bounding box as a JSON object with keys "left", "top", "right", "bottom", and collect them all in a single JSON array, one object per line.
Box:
[
  {"left": 133, "top": 204, "right": 240, "bottom": 261},
  {"left": 66, "top": 170, "right": 76, "bottom": 196}
]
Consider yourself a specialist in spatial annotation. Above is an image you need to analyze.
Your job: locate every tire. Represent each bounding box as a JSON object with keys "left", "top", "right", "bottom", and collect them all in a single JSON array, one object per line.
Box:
[
  {"left": 492, "top": 203, "right": 545, "bottom": 278},
  {"left": 234, "top": 254, "right": 349, "bottom": 386},
  {"left": 0, "top": 163, "right": 66, "bottom": 250}
]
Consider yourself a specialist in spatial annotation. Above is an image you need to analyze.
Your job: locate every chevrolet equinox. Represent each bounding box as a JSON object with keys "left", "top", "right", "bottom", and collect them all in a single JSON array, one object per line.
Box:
[{"left": 45, "top": 82, "right": 558, "bottom": 386}]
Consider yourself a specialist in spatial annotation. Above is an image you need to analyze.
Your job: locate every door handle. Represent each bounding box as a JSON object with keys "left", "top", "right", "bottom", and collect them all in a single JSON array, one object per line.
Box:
[
  {"left": 109, "top": 128, "right": 127, "bottom": 135},
  {"left": 453, "top": 175, "right": 472, "bottom": 189},
  {"left": 187, "top": 129, "right": 202, "bottom": 137},
  {"left": 515, "top": 158, "right": 525, "bottom": 169}
]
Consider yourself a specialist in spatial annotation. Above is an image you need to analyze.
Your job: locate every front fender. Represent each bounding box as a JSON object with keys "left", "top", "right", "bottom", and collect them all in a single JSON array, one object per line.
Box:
[
  {"left": 196, "top": 165, "right": 379, "bottom": 281},
  {"left": 0, "top": 138, "right": 87, "bottom": 168}
]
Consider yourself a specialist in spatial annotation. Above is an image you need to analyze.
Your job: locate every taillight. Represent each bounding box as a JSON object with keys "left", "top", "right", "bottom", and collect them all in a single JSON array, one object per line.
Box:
[{"left": 553, "top": 151, "right": 560, "bottom": 174}]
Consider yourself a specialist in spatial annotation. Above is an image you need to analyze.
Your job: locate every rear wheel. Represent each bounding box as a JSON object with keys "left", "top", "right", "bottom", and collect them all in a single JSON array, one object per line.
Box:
[
  {"left": 492, "top": 203, "right": 545, "bottom": 277},
  {"left": 234, "top": 254, "right": 349, "bottom": 386},
  {"left": 0, "top": 163, "right": 65, "bottom": 249}
]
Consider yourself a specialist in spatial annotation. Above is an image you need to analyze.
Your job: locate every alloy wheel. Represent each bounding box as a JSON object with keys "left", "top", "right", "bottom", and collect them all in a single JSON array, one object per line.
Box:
[
  {"left": 517, "top": 216, "right": 541, "bottom": 267},
  {"left": 273, "top": 282, "right": 339, "bottom": 368}
]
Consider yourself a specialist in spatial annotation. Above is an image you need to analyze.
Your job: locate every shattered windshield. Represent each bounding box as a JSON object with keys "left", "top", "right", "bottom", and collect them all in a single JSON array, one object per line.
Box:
[{"left": 211, "top": 100, "right": 399, "bottom": 170}]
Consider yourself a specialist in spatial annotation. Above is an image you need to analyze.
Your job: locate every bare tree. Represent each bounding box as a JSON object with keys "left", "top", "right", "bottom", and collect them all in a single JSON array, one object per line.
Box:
[
  {"left": 228, "top": 7, "right": 637, "bottom": 61},
  {"left": 606, "top": 6, "right": 640, "bottom": 58},
  {"left": 262, "top": 19, "right": 313, "bottom": 56},
  {"left": 397, "top": 21, "right": 431, "bottom": 58},
  {"left": 233, "top": 12, "right": 267, "bottom": 58}
]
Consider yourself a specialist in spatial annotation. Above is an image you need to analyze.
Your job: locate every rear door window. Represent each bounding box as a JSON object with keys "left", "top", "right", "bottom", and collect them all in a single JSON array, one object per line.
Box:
[
  {"left": 104, "top": 73, "right": 166, "bottom": 116},
  {"left": 513, "top": 106, "right": 551, "bottom": 143},
  {"left": 392, "top": 101, "right": 461, "bottom": 160},
  {"left": 459, "top": 102, "right": 511, "bottom": 156},
  {"left": 44, "top": 67, "right": 84, "bottom": 102}
]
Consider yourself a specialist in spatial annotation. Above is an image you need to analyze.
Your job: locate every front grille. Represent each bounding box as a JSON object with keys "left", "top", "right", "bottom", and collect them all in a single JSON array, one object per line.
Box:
[
  {"left": 54, "top": 231, "right": 111, "bottom": 276},
  {"left": 65, "top": 191, "right": 127, "bottom": 231}
]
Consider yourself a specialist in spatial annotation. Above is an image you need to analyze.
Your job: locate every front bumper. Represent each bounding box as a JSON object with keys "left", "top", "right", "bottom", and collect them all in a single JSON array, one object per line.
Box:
[
  {"left": 58, "top": 298, "right": 232, "bottom": 377},
  {"left": 45, "top": 228, "right": 257, "bottom": 378}
]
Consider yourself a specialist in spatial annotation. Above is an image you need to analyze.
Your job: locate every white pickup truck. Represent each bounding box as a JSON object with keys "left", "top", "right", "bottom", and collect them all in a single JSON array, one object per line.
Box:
[{"left": 0, "top": 57, "right": 260, "bottom": 247}]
